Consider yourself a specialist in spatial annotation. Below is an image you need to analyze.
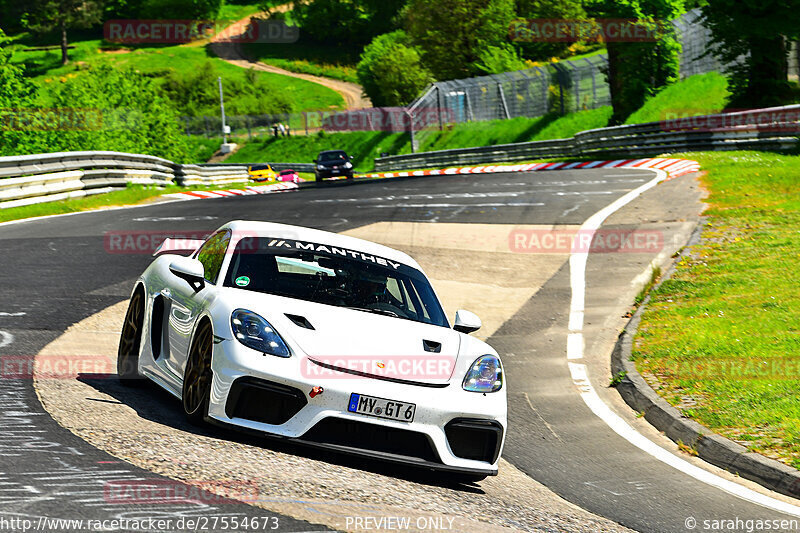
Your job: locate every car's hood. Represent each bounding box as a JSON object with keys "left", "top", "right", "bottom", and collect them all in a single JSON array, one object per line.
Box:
[{"left": 232, "top": 291, "right": 460, "bottom": 384}]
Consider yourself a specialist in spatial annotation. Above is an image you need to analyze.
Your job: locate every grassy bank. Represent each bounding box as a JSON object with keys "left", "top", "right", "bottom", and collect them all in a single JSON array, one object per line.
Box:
[
  {"left": 9, "top": 35, "right": 344, "bottom": 114},
  {"left": 228, "top": 131, "right": 411, "bottom": 170},
  {"left": 632, "top": 151, "right": 800, "bottom": 467},
  {"left": 625, "top": 72, "right": 730, "bottom": 125},
  {"left": 241, "top": 39, "right": 360, "bottom": 83},
  {"left": 227, "top": 107, "right": 613, "bottom": 168}
]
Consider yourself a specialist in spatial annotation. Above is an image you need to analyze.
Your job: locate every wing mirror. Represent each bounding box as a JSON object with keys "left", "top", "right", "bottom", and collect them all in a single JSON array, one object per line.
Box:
[
  {"left": 169, "top": 257, "right": 205, "bottom": 292},
  {"left": 453, "top": 310, "right": 481, "bottom": 334}
]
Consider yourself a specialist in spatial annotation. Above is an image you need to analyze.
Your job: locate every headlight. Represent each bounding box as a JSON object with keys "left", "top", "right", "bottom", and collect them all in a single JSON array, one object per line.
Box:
[
  {"left": 344, "top": 162, "right": 352, "bottom": 169},
  {"left": 230, "top": 309, "right": 290, "bottom": 358},
  {"left": 317, "top": 165, "right": 326, "bottom": 170},
  {"left": 462, "top": 355, "right": 503, "bottom": 393}
]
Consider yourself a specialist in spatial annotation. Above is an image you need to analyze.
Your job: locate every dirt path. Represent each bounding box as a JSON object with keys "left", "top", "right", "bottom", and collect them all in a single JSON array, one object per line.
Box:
[{"left": 209, "top": 11, "right": 371, "bottom": 110}]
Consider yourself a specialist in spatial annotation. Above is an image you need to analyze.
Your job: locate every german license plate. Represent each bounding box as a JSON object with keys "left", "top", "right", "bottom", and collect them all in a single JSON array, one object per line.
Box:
[{"left": 348, "top": 393, "right": 415, "bottom": 422}]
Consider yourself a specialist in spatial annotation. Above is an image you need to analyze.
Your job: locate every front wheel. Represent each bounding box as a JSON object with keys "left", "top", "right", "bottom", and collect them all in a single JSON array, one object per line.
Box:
[
  {"left": 117, "top": 287, "right": 145, "bottom": 386},
  {"left": 182, "top": 320, "right": 213, "bottom": 425}
]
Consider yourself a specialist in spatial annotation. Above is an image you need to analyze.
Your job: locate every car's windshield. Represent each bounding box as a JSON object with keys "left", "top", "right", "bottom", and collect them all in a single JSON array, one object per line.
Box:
[
  {"left": 223, "top": 237, "right": 448, "bottom": 327},
  {"left": 279, "top": 170, "right": 293, "bottom": 175},
  {"left": 318, "top": 152, "right": 347, "bottom": 162},
  {"left": 250, "top": 164, "right": 270, "bottom": 171}
]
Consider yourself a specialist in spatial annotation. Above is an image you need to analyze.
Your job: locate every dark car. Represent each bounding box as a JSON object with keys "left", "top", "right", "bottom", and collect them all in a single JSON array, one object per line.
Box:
[{"left": 313, "top": 150, "right": 353, "bottom": 181}]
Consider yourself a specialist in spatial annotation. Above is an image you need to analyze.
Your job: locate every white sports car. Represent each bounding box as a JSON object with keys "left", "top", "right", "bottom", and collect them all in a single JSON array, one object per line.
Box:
[{"left": 118, "top": 221, "right": 507, "bottom": 480}]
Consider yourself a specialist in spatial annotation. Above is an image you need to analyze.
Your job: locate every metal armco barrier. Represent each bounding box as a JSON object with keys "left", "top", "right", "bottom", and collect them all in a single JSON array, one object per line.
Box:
[
  {"left": 374, "top": 105, "right": 800, "bottom": 171},
  {"left": 0, "top": 151, "right": 308, "bottom": 209}
]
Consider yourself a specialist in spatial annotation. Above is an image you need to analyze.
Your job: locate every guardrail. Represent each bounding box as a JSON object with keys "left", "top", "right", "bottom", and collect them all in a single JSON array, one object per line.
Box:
[
  {"left": 374, "top": 105, "right": 800, "bottom": 171},
  {"left": 0, "top": 152, "right": 309, "bottom": 209}
]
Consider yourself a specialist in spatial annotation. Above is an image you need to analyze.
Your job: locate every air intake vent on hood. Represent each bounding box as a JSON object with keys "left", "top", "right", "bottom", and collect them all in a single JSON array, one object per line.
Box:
[
  {"left": 422, "top": 340, "right": 441, "bottom": 353},
  {"left": 285, "top": 314, "right": 315, "bottom": 330}
]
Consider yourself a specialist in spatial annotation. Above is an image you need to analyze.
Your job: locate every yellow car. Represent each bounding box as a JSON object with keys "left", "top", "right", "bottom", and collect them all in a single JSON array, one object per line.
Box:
[{"left": 247, "top": 164, "right": 277, "bottom": 182}]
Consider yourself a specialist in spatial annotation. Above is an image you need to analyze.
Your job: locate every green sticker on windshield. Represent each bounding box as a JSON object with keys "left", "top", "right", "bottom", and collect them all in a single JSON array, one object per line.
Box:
[{"left": 235, "top": 276, "right": 250, "bottom": 287}]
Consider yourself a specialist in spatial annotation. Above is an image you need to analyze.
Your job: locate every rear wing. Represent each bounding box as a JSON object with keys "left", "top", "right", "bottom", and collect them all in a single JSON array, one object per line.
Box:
[{"left": 153, "top": 238, "right": 205, "bottom": 257}]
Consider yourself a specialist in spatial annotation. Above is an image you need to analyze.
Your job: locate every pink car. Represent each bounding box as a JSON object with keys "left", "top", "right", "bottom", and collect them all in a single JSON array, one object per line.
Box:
[{"left": 277, "top": 169, "right": 302, "bottom": 183}]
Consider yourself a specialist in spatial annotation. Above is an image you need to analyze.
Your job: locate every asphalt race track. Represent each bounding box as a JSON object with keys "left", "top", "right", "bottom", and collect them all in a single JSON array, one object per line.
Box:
[{"left": 1, "top": 169, "right": 798, "bottom": 532}]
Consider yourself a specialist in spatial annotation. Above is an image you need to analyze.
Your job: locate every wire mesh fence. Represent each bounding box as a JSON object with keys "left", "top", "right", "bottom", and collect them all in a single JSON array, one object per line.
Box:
[{"left": 185, "top": 8, "right": 800, "bottom": 148}]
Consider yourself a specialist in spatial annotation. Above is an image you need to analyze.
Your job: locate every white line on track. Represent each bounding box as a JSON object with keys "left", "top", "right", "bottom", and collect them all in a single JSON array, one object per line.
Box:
[
  {"left": 0, "top": 312, "right": 25, "bottom": 317},
  {"left": 0, "top": 331, "right": 13, "bottom": 349},
  {"left": 369, "top": 202, "right": 546, "bottom": 208},
  {"left": 567, "top": 168, "right": 800, "bottom": 517}
]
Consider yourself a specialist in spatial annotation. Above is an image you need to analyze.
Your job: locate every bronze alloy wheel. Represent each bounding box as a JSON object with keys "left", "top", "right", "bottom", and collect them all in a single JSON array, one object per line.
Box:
[
  {"left": 182, "top": 320, "right": 213, "bottom": 424},
  {"left": 117, "top": 288, "right": 145, "bottom": 385}
]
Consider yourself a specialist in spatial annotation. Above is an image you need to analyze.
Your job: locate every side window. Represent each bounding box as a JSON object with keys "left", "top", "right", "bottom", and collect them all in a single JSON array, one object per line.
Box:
[{"left": 195, "top": 230, "right": 231, "bottom": 284}]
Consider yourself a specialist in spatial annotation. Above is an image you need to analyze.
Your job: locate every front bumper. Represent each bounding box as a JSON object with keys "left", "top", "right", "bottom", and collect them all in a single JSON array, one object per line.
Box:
[
  {"left": 315, "top": 168, "right": 353, "bottom": 179},
  {"left": 207, "top": 339, "right": 507, "bottom": 475}
]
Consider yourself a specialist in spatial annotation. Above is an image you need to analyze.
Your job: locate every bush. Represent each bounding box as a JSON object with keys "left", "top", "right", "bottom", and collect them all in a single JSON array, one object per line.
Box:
[
  {"left": 357, "top": 31, "right": 433, "bottom": 107},
  {"left": 473, "top": 44, "right": 528, "bottom": 75},
  {"left": 161, "top": 62, "right": 292, "bottom": 116},
  {"left": 2, "top": 63, "right": 192, "bottom": 161}
]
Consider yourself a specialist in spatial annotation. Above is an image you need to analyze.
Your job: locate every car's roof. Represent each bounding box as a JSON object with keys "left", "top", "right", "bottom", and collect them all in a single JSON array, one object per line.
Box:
[
  {"left": 318, "top": 150, "right": 346, "bottom": 154},
  {"left": 221, "top": 221, "right": 422, "bottom": 271}
]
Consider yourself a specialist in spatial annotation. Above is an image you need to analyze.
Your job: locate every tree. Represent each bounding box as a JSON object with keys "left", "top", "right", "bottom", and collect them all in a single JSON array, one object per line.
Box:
[
  {"left": 27, "top": 0, "right": 102, "bottom": 66},
  {"left": 702, "top": 0, "right": 800, "bottom": 107},
  {"left": 473, "top": 44, "right": 528, "bottom": 75},
  {"left": 139, "top": 0, "right": 222, "bottom": 19},
  {"left": 584, "top": 0, "right": 683, "bottom": 124},
  {"left": 0, "top": 29, "right": 39, "bottom": 153},
  {"left": 292, "top": 0, "right": 406, "bottom": 47},
  {"left": 404, "top": 0, "right": 516, "bottom": 80},
  {"left": 357, "top": 31, "right": 433, "bottom": 106},
  {"left": 513, "top": 0, "right": 589, "bottom": 61}
]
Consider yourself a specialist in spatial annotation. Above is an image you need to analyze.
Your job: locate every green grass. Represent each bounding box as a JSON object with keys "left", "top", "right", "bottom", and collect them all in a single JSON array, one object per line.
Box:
[
  {"left": 420, "top": 108, "right": 612, "bottom": 152},
  {"left": 241, "top": 38, "right": 361, "bottom": 83},
  {"left": 227, "top": 131, "right": 411, "bottom": 171},
  {"left": 632, "top": 151, "right": 800, "bottom": 468},
  {"left": 216, "top": 2, "right": 266, "bottom": 28},
  {"left": 0, "top": 184, "right": 180, "bottom": 223},
  {"left": 226, "top": 107, "right": 613, "bottom": 169},
  {"left": 0, "top": 175, "right": 310, "bottom": 223},
  {"left": 9, "top": 35, "right": 344, "bottom": 114},
  {"left": 186, "top": 136, "right": 225, "bottom": 162},
  {"left": 625, "top": 72, "right": 730, "bottom": 125}
]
